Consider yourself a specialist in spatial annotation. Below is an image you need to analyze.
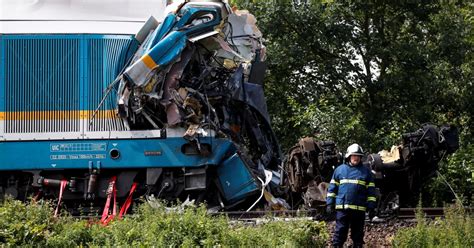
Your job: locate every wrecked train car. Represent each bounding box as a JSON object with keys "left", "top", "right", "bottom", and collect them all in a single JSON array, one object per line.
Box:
[
  {"left": 284, "top": 124, "right": 459, "bottom": 213},
  {"left": 114, "top": 0, "right": 283, "bottom": 208},
  {"left": 0, "top": 0, "right": 283, "bottom": 215}
]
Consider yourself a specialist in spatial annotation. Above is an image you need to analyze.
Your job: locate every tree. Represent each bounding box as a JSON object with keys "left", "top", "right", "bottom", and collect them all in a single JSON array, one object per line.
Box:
[
  {"left": 232, "top": 0, "right": 473, "bottom": 205},
  {"left": 233, "top": 0, "right": 473, "bottom": 151}
]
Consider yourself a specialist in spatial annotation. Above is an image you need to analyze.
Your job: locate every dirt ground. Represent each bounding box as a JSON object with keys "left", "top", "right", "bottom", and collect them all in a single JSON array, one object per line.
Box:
[{"left": 325, "top": 219, "right": 416, "bottom": 247}]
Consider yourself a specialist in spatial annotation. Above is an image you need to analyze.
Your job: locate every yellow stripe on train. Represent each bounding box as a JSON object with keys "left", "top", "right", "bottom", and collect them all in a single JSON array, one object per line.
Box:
[
  {"left": 142, "top": 54, "right": 158, "bottom": 69},
  {"left": 0, "top": 110, "right": 118, "bottom": 120}
]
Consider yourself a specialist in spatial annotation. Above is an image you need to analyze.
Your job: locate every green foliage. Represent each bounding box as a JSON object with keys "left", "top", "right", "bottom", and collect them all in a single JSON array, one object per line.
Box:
[
  {"left": 287, "top": 96, "right": 369, "bottom": 150},
  {"left": 423, "top": 144, "right": 474, "bottom": 207},
  {"left": 232, "top": 0, "right": 473, "bottom": 207},
  {"left": 0, "top": 199, "right": 329, "bottom": 247},
  {"left": 231, "top": 219, "right": 328, "bottom": 247},
  {"left": 232, "top": 0, "right": 473, "bottom": 152},
  {"left": 392, "top": 203, "right": 474, "bottom": 248},
  {"left": 0, "top": 198, "right": 55, "bottom": 246}
]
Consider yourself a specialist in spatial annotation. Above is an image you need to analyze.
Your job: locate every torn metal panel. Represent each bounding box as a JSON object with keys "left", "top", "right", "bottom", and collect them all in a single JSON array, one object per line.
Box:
[
  {"left": 226, "top": 65, "right": 245, "bottom": 100},
  {"left": 161, "top": 46, "right": 195, "bottom": 126},
  {"left": 228, "top": 10, "right": 262, "bottom": 38},
  {"left": 147, "top": 13, "right": 178, "bottom": 49},
  {"left": 135, "top": 16, "right": 160, "bottom": 45},
  {"left": 243, "top": 82, "right": 270, "bottom": 123},
  {"left": 124, "top": 30, "right": 188, "bottom": 87},
  {"left": 224, "top": 10, "right": 264, "bottom": 62},
  {"left": 217, "top": 153, "right": 259, "bottom": 203}
]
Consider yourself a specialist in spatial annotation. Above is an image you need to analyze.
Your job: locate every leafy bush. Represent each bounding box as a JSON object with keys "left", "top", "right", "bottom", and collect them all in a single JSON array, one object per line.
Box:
[
  {"left": 422, "top": 144, "right": 474, "bottom": 207},
  {"left": 392, "top": 204, "right": 473, "bottom": 248},
  {"left": 0, "top": 199, "right": 328, "bottom": 247},
  {"left": 0, "top": 198, "right": 55, "bottom": 246},
  {"left": 230, "top": 219, "right": 328, "bottom": 247}
]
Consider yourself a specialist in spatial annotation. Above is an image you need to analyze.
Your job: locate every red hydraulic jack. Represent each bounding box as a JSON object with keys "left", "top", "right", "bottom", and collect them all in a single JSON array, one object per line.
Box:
[
  {"left": 54, "top": 180, "right": 68, "bottom": 217},
  {"left": 39, "top": 176, "right": 137, "bottom": 223},
  {"left": 101, "top": 176, "right": 137, "bottom": 225}
]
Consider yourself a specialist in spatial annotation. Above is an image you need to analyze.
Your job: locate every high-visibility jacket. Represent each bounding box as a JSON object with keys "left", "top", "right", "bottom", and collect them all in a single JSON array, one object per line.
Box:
[{"left": 326, "top": 162, "right": 376, "bottom": 211}]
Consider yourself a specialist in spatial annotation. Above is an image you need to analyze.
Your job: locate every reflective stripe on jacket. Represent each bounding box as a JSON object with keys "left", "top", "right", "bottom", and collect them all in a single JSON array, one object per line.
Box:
[{"left": 326, "top": 163, "right": 376, "bottom": 211}]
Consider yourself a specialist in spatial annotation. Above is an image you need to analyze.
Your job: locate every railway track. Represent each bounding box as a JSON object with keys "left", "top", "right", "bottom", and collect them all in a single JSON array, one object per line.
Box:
[
  {"left": 397, "top": 207, "right": 444, "bottom": 219},
  {"left": 72, "top": 207, "right": 472, "bottom": 221},
  {"left": 397, "top": 207, "right": 473, "bottom": 219},
  {"left": 213, "top": 207, "right": 473, "bottom": 221},
  {"left": 212, "top": 208, "right": 323, "bottom": 219}
]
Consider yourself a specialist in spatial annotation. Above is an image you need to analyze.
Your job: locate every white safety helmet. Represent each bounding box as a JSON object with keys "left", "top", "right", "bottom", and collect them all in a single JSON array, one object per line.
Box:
[{"left": 345, "top": 143, "right": 364, "bottom": 159}]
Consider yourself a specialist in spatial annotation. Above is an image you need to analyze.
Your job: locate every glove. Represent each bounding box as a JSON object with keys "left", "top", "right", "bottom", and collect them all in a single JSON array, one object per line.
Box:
[
  {"left": 326, "top": 205, "right": 335, "bottom": 215},
  {"left": 368, "top": 209, "right": 376, "bottom": 220}
]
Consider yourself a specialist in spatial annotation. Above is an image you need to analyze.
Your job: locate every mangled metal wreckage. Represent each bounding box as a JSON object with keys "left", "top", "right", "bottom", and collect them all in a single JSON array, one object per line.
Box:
[
  {"left": 0, "top": 0, "right": 460, "bottom": 216},
  {"left": 0, "top": 0, "right": 283, "bottom": 215},
  {"left": 113, "top": 1, "right": 461, "bottom": 214},
  {"left": 112, "top": 1, "right": 283, "bottom": 209},
  {"left": 116, "top": 1, "right": 461, "bottom": 213},
  {"left": 284, "top": 124, "right": 459, "bottom": 214}
]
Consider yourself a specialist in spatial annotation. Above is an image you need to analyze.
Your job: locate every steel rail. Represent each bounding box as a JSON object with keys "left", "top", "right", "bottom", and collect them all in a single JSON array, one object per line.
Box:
[{"left": 69, "top": 207, "right": 473, "bottom": 220}]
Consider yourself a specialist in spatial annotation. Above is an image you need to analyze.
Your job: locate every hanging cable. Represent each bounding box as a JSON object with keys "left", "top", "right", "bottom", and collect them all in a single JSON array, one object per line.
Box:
[
  {"left": 436, "top": 170, "right": 464, "bottom": 207},
  {"left": 246, "top": 169, "right": 273, "bottom": 212},
  {"left": 246, "top": 177, "right": 265, "bottom": 212}
]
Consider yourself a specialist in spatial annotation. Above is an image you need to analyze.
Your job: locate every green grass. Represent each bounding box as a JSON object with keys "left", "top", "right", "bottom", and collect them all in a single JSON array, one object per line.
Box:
[
  {"left": 392, "top": 204, "right": 473, "bottom": 248},
  {"left": 0, "top": 199, "right": 328, "bottom": 247}
]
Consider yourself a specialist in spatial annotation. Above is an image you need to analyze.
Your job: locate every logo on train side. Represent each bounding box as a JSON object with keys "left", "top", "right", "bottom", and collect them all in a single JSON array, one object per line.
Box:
[{"left": 50, "top": 143, "right": 107, "bottom": 152}]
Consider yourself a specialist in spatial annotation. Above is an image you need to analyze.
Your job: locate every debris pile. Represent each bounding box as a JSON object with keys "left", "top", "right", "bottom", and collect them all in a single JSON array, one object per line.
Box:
[
  {"left": 285, "top": 138, "right": 342, "bottom": 208},
  {"left": 284, "top": 124, "right": 459, "bottom": 211}
]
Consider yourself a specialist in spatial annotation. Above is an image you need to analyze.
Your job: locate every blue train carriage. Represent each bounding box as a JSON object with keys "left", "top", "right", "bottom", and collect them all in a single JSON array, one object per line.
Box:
[{"left": 0, "top": 0, "right": 284, "bottom": 214}]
